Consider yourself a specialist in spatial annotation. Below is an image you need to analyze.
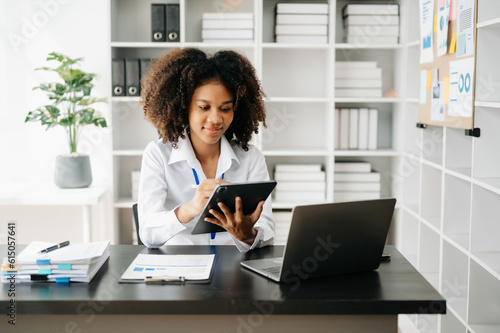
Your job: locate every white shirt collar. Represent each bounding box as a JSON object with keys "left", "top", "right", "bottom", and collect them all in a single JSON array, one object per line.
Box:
[{"left": 168, "top": 131, "right": 240, "bottom": 179}]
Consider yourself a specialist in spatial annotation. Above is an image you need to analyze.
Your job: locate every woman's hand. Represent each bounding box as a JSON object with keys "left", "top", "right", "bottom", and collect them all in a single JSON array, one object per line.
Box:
[
  {"left": 205, "top": 196, "right": 265, "bottom": 245},
  {"left": 175, "top": 179, "right": 228, "bottom": 223}
]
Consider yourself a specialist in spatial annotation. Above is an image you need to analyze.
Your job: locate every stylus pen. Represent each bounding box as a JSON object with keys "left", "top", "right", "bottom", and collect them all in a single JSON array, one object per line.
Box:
[
  {"left": 37, "top": 241, "right": 70, "bottom": 254},
  {"left": 191, "top": 185, "right": 199, "bottom": 189}
]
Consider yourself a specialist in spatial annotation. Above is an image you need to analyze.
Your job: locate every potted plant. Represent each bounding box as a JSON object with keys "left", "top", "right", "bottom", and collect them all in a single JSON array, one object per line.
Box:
[{"left": 25, "top": 52, "right": 107, "bottom": 188}]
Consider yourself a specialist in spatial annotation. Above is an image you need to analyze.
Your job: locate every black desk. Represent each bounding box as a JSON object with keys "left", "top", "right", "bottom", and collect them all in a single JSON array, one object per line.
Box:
[{"left": 1, "top": 245, "right": 445, "bottom": 332}]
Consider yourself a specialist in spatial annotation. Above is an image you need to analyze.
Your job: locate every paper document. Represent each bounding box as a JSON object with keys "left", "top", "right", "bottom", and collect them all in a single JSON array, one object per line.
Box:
[
  {"left": 437, "top": 0, "right": 450, "bottom": 57},
  {"left": 456, "top": 0, "right": 475, "bottom": 57},
  {"left": 419, "top": 0, "right": 434, "bottom": 63},
  {"left": 16, "top": 240, "right": 110, "bottom": 265},
  {"left": 121, "top": 254, "right": 216, "bottom": 281},
  {"left": 449, "top": 57, "right": 474, "bottom": 117}
]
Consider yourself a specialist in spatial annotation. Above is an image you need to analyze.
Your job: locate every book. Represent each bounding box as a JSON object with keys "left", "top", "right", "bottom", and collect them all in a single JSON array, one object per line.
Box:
[
  {"left": 345, "top": 35, "right": 399, "bottom": 44},
  {"left": 345, "top": 25, "right": 399, "bottom": 36},
  {"left": 335, "top": 67, "right": 382, "bottom": 79},
  {"left": 358, "top": 108, "right": 369, "bottom": 150},
  {"left": 335, "top": 88, "right": 382, "bottom": 98},
  {"left": 275, "top": 24, "right": 328, "bottom": 35},
  {"left": 339, "top": 108, "right": 350, "bottom": 150},
  {"left": 335, "top": 162, "right": 371, "bottom": 173},
  {"left": 276, "top": 3, "right": 329, "bottom": 15},
  {"left": 335, "top": 61, "right": 377, "bottom": 69},
  {"left": 275, "top": 191, "right": 325, "bottom": 202},
  {"left": 274, "top": 171, "right": 325, "bottom": 182},
  {"left": 275, "top": 164, "right": 322, "bottom": 173},
  {"left": 335, "top": 79, "right": 382, "bottom": 88},
  {"left": 335, "top": 108, "right": 340, "bottom": 150},
  {"left": 334, "top": 182, "right": 381, "bottom": 192},
  {"left": 275, "top": 35, "right": 328, "bottom": 44},
  {"left": 334, "top": 191, "right": 380, "bottom": 202},
  {"left": 202, "top": 19, "right": 253, "bottom": 29},
  {"left": 368, "top": 108, "right": 378, "bottom": 150},
  {"left": 348, "top": 108, "right": 359, "bottom": 149},
  {"left": 201, "top": 29, "right": 253, "bottom": 39},
  {"left": 334, "top": 172, "right": 381, "bottom": 182},
  {"left": 202, "top": 12, "right": 253, "bottom": 20},
  {"left": 276, "top": 181, "right": 326, "bottom": 192},
  {"left": 343, "top": 15, "right": 399, "bottom": 26},
  {"left": 276, "top": 14, "right": 329, "bottom": 25},
  {"left": 342, "top": 4, "right": 399, "bottom": 16}
]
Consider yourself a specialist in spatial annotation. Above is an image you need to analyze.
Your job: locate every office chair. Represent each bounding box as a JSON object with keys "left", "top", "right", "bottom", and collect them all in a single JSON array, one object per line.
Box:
[{"left": 132, "top": 203, "right": 144, "bottom": 245}]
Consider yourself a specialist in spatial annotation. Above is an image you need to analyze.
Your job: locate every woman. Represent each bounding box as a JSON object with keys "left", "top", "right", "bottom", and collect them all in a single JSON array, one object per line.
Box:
[{"left": 138, "top": 48, "right": 274, "bottom": 251}]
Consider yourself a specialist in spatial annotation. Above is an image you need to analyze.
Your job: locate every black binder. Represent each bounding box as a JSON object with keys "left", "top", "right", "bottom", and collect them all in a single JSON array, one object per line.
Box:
[
  {"left": 112, "top": 58, "right": 125, "bottom": 96},
  {"left": 140, "top": 58, "right": 152, "bottom": 81},
  {"left": 125, "top": 59, "right": 140, "bottom": 96},
  {"left": 166, "top": 4, "right": 180, "bottom": 42},
  {"left": 151, "top": 4, "right": 165, "bottom": 42}
]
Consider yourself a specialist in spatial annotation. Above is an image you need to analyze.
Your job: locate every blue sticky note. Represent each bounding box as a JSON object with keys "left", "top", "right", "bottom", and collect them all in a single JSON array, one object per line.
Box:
[
  {"left": 38, "top": 269, "right": 52, "bottom": 275},
  {"left": 456, "top": 33, "right": 466, "bottom": 57},
  {"left": 420, "top": 70, "right": 427, "bottom": 104},
  {"left": 36, "top": 259, "right": 51, "bottom": 265},
  {"left": 58, "top": 264, "right": 72, "bottom": 270},
  {"left": 55, "top": 277, "right": 70, "bottom": 283}
]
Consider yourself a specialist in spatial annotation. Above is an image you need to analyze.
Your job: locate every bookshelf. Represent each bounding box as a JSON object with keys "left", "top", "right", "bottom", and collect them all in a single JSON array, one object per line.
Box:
[
  {"left": 108, "top": 1, "right": 500, "bottom": 331},
  {"left": 396, "top": 0, "right": 500, "bottom": 332}
]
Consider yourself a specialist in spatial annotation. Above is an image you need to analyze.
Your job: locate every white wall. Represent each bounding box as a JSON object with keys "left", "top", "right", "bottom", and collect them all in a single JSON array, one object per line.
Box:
[
  {"left": 0, "top": 0, "right": 111, "bottom": 243},
  {"left": 0, "top": 0, "right": 111, "bottom": 184}
]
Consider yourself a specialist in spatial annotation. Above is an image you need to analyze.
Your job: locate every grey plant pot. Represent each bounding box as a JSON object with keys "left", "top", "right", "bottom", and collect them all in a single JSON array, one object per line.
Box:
[{"left": 54, "top": 155, "right": 93, "bottom": 188}]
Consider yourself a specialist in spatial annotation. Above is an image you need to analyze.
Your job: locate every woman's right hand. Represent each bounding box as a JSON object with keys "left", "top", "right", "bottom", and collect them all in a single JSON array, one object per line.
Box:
[{"left": 175, "top": 179, "right": 229, "bottom": 223}]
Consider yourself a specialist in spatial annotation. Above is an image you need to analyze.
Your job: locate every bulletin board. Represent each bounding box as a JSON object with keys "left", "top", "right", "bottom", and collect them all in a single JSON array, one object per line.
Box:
[{"left": 417, "top": 0, "right": 478, "bottom": 130}]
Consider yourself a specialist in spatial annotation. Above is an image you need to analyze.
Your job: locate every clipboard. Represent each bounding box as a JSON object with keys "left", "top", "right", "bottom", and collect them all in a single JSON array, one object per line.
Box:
[
  {"left": 191, "top": 181, "right": 277, "bottom": 235},
  {"left": 119, "top": 253, "right": 216, "bottom": 284}
]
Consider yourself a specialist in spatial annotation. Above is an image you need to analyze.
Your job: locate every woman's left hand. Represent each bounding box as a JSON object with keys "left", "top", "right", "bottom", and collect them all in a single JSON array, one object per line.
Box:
[{"left": 205, "top": 196, "right": 264, "bottom": 245}]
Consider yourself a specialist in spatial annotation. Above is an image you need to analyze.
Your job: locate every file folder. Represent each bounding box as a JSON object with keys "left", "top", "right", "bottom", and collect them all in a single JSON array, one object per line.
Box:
[
  {"left": 166, "top": 4, "right": 180, "bottom": 42},
  {"left": 140, "top": 58, "right": 152, "bottom": 81},
  {"left": 125, "top": 58, "right": 140, "bottom": 96},
  {"left": 151, "top": 4, "right": 166, "bottom": 42},
  {"left": 112, "top": 58, "right": 125, "bottom": 96}
]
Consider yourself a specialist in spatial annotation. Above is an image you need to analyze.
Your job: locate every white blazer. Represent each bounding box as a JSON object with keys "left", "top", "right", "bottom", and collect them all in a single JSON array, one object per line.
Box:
[{"left": 138, "top": 134, "right": 275, "bottom": 252}]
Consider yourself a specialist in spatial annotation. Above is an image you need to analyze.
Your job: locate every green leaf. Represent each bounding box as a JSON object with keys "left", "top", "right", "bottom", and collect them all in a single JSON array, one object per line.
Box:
[
  {"left": 79, "top": 97, "right": 106, "bottom": 106},
  {"left": 33, "top": 83, "right": 66, "bottom": 96}
]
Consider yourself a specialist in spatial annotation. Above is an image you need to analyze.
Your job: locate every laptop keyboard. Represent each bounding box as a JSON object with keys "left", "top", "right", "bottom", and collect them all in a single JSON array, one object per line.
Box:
[{"left": 262, "top": 266, "right": 281, "bottom": 275}]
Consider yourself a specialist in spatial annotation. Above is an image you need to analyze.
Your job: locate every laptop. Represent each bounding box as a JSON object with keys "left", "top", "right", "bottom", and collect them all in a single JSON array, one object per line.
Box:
[{"left": 240, "top": 198, "right": 396, "bottom": 283}]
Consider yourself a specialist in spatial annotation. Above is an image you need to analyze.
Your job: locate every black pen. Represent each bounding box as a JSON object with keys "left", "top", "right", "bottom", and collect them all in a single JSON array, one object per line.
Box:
[{"left": 37, "top": 241, "right": 70, "bottom": 254}]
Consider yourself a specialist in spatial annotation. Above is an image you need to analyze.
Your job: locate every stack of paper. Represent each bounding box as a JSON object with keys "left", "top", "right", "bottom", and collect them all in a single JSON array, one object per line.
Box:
[
  {"left": 273, "top": 164, "right": 325, "bottom": 203},
  {"left": 334, "top": 162, "right": 381, "bottom": 202},
  {"left": 201, "top": 12, "right": 254, "bottom": 43},
  {"left": 342, "top": 3, "right": 399, "bottom": 45},
  {"left": 336, "top": 107, "right": 378, "bottom": 150},
  {"left": 2, "top": 240, "right": 110, "bottom": 283},
  {"left": 335, "top": 61, "right": 382, "bottom": 98},
  {"left": 273, "top": 211, "right": 293, "bottom": 245},
  {"left": 131, "top": 170, "right": 140, "bottom": 201},
  {"left": 275, "top": 3, "right": 329, "bottom": 44}
]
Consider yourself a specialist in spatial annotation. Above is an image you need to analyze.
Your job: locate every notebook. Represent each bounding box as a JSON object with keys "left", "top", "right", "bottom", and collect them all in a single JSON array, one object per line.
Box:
[{"left": 240, "top": 198, "right": 396, "bottom": 282}]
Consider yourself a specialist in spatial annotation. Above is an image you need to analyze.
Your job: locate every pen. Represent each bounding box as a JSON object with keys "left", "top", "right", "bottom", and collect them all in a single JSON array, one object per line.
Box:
[
  {"left": 37, "top": 241, "right": 70, "bottom": 254},
  {"left": 145, "top": 275, "right": 186, "bottom": 284}
]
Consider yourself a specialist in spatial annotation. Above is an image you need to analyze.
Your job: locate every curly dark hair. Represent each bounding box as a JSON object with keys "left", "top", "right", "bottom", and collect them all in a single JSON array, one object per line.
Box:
[{"left": 140, "top": 48, "right": 267, "bottom": 151}]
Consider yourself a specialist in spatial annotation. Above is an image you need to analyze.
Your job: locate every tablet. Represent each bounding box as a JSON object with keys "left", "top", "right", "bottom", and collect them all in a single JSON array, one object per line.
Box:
[{"left": 191, "top": 181, "right": 277, "bottom": 235}]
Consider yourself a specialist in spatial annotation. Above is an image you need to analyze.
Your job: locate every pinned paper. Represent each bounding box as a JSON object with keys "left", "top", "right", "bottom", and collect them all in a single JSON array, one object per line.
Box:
[
  {"left": 426, "top": 70, "right": 433, "bottom": 89},
  {"left": 449, "top": 32, "right": 457, "bottom": 53},
  {"left": 433, "top": 68, "right": 439, "bottom": 86},
  {"left": 434, "top": 14, "right": 438, "bottom": 32},
  {"left": 420, "top": 0, "right": 434, "bottom": 63},
  {"left": 443, "top": 77, "right": 450, "bottom": 104},
  {"left": 456, "top": 33, "right": 467, "bottom": 57},
  {"left": 450, "top": 0, "right": 457, "bottom": 20},
  {"left": 420, "top": 70, "right": 428, "bottom": 104}
]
